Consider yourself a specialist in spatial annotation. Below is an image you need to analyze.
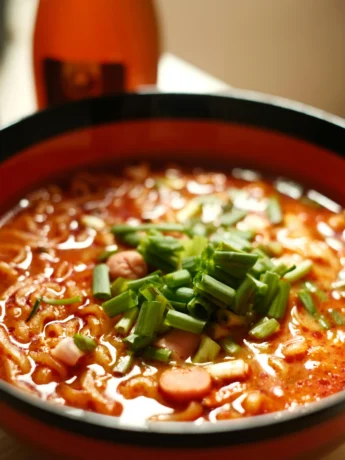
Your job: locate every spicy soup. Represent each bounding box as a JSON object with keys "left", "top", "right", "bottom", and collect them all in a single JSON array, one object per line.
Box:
[{"left": 0, "top": 164, "right": 344, "bottom": 423}]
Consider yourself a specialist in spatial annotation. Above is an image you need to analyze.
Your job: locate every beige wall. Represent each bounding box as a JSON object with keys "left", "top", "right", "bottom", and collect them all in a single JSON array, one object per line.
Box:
[{"left": 156, "top": 0, "right": 345, "bottom": 117}]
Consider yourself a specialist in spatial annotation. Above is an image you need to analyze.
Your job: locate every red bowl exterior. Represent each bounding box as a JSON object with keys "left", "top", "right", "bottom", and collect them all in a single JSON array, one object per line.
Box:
[{"left": 0, "top": 93, "right": 345, "bottom": 459}]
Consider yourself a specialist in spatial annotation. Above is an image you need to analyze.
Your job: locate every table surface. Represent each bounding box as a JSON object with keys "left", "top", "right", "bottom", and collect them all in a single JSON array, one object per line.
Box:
[{"left": 0, "top": 24, "right": 345, "bottom": 459}]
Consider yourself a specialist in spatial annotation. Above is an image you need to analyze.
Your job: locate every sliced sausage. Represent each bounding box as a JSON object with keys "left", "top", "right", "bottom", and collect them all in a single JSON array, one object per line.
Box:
[
  {"left": 159, "top": 366, "right": 211, "bottom": 402},
  {"left": 155, "top": 329, "right": 201, "bottom": 361},
  {"left": 107, "top": 250, "right": 147, "bottom": 280}
]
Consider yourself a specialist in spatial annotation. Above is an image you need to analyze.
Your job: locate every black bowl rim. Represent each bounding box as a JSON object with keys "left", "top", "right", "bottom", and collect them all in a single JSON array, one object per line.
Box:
[
  {"left": 0, "top": 92, "right": 345, "bottom": 449},
  {"left": 1, "top": 91, "right": 345, "bottom": 158}
]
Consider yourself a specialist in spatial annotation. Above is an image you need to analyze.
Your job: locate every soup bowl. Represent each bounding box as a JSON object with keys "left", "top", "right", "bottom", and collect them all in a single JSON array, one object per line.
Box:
[{"left": 0, "top": 92, "right": 345, "bottom": 460}]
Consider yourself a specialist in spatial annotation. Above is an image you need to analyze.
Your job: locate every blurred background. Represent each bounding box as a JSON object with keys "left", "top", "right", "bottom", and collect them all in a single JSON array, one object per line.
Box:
[{"left": 0, "top": 0, "right": 345, "bottom": 126}]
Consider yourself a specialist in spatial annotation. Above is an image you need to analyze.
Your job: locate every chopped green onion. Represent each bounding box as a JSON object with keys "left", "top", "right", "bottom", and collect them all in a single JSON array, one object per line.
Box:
[
  {"left": 192, "top": 335, "right": 221, "bottom": 363},
  {"left": 114, "top": 353, "right": 134, "bottom": 374},
  {"left": 102, "top": 290, "right": 138, "bottom": 318},
  {"left": 255, "top": 271, "right": 280, "bottom": 315},
  {"left": 272, "top": 263, "right": 296, "bottom": 277},
  {"left": 187, "top": 222, "right": 208, "bottom": 238},
  {"left": 126, "top": 273, "right": 162, "bottom": 291},
  {"left": 148, "top": 236, "right": 184, "bottom": 253},
  {"left": 170, "top": 300, "right": 188, "bottom": 312},
  {"left": 176, "top": 198, "right": 202, "bottom": 223},
  {"left": 266, "top": 196, "right": 283, "bottom": 225},
  {"left": 216, "top": 309, "right": 247, "bottom": 327},
  {"left": 297, "top": 289, "right": 317, "bottom": 316},
  {"left": 283, "top": 260, "right": 313, "bottom": 283},
  {"left": 142, "top": 347, "right": 172, "bottom": 363},
  {"left": 140, "top": 247, "right": 179, "bottom": 273},
  {"left": 111, "top": 277, "right": 128, "bottom": 297},
  {"left": 249, "top": 317, "right": 280, "bottom": 340},
  {"left": 181, "top": 235, "right": 208, "bottom": 258},
  {"left": 258, "top": 241, "right": 283, "bottom": 257},
  {"left": 195, "top": 274, "right": 236, "bottom": 306},
  {"left": 173, "top": 287, "right": 195, "bottom": 303},
  {"left": 329, "top": 309, "right": 345, "bottom": 326},
  {"left": 139, "top": 284, "right": 164, "bottom": 301},
  {"left": 220, "top": 336, "right": 241, "bottom": 355},
  {"left": 235, "top": 274, "right": 268, "bottom": 315},
  {"left": 73, "top": 334, "right": 97, "bottom": 352},
  {"left": 187, "top": 296, "right": 214, "bottom": 320},
  {"left": 42, "top": 296, "right": 82, "bottom": 305},
  {"left": 181, "top": 255, "right": 200, "bottom": 273},
  {"left": 97, "top": 245, "right": 118, "bottom": 262},
  {"left": 164, "top": 269, "right": 191, "bottom": 288},
  {"left": 114, "top": 307, "right": 139, "bottom": 335},
  {"left": 251, "top": 249, "right": 275, "bottom": 276},
  {"left": 120, "top": 232, "right": 142, "bottom": 247},
  {"left": 317, "top": 315, "right": 330, "bottom": 330},
  {"left": 112, "top": 223, "right": 186, "bottom": 235},
  {"left": 304, "top": 281, "right": 328, "bottom": 301},
  {"left": 219, "top": 209, "right": 247, "bottom": 227},
  {"left": 164, "top": 310, "right": 206, "bottom": 334},
  {"left": 123, "top": 333, "right": 152, "bottom": 352},
  {"left": 268, "top": 281, "right": 290, "bottom": 319},
  {"left": 213, "top": 251, "right": 258, "bottom": 279},
  {"left": 134, "top": 301, "right": 165, "bottom": 337},
  {"left": 92, "top": 264, "right": 111, "bottom": 300},
  {"left": 26, "top": 297, "right": 42, "bottom": 322}
]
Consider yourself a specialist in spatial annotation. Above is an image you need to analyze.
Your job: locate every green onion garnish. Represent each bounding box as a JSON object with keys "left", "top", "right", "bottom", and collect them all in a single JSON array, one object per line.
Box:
[
  {"left": 173, "top": 287, "right": 195, "bottom": 303},
  {"left": 123, "top": 334, "right": 152, "bottom": 352},
  {"left": 214, "top": 251, "right": 258, "bottom": 279},
  {"left": 97, "top": 245, "right": 118, "bottom": 262},
  {"left": 304, "top": 281, "right": 328, "bottom": 301},
  {"left": 283, "top": 260, "right": 313, "bottom": 283},
  {"left": 111, "top": 277, "right": 128, "bottom": 297},
  {"left": 181, "top": 255, "right": 200, "bottom": 273},
  {"left": 255, "top": 271, "right": 280, "bottom": 315},
  {"left": 317, "top": 315, "right": 330, "bottom": 330},
  {"left": 268, "top": 281, "right": 290, "bottom": 319},
  {"left": 219, "top": 209, "right": 247, "bottom": 227},
  {"left": 134, "top": 301, "right": 165, "bottom": 337},
  {"left": 329, "top": 309, "right": 345, "bottom": 326},
  {"left": 26, "top": 297, "right": 42, "bottom": 322},
  {"left": 102, "top": 290, "right": 138, "bottom": 317},
  {"left": 114, "top": 307, "right": 139, "bottom": 335},
  {"left": 216, "top": 309, "right": 247, "bottom": 327},
  {"left": 92, "top": 264, "right": 111, "bottom": 300},
  {"left": 142, "top": 347, "right": 172, "bottom": 363},
  {"left": 272, "top": 263, "right": 296, "bottom": 277},
  {"left": 235, "top": 274, "right": 268, "bottom": 315},
  {"left": 297, "top": 289, "right": 317, "bottom": 316},
  {"left": 249, "top": 317, "right": 280, "bottom": 339},
  {"left": 164, "top": 310, "right": 206, "bottom": 334},
  {"left": 112, "top": 223, "right": 186, "bottom": 235},
  {"left": 187, "top": 296, "right": 214, "bottom": 321},
  {"left": 194, "top": 274, "right": 236, "bottom": 306},
  {"left": 192, "top": 335, "right": 221, "bottom": 363},
  {"left": 220, "top": 336, "right": 241, "bottom": 355},
  {"left": 169, "top": 300, "right": 188, "bottom": 312},
  {"left": 164, "top": 269, "right": 191, "bottom": 288},
  {"left": 266, "top": 196, "right": 283, "bottom": 225},
  {"left": 73, "top": 334, "right": 97, "bottom": 352},
  {"left": 126, "top": 272, "right": 162, "bottom": 291},
  {"left": 42, "top": 296, "right": 82, "bottom": 305},
  {"left": 114, "top": 353, "right": 134, "bottom": 374},
  {"left": 120, "top": 232, "right": 142, "bottom": 247}
]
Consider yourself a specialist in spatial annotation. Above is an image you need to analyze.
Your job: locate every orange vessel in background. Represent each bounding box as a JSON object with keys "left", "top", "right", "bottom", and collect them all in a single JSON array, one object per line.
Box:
[{"left": 33, "top": 0, "right": 160, "bottom": 109}]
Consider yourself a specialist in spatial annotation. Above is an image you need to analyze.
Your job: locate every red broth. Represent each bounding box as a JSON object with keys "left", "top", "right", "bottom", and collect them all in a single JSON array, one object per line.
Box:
[{"left": 0, "top": 164, "right": 344, "bottom": 423}]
